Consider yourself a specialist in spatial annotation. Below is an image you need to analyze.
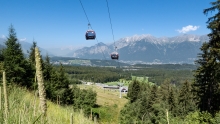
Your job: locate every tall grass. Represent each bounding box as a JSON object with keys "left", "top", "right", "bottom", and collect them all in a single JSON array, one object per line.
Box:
[
  {"left": 0, "top": 85, "right": 95, "bottom": 124},
  {"left": 35, "top": 47, "right": 47, "bottom": 117}
]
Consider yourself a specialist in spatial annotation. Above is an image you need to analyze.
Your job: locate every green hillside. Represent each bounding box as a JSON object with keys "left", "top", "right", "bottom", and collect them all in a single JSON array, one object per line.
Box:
[{"left": 0, "top": 85, "right": 95, "bottom": 124}]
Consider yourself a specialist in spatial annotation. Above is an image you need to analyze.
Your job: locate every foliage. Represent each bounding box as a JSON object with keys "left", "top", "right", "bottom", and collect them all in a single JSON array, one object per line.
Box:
[
  {"left": 184, "top": 111, "right": 215, "bottom": 124},
  {"left": 45, "top": 62, "right": 73, "bottom": 105},
  {"left": 62, "top": 66, "right": 121, "bottom": 83},
  {"left": 127, "top": 80, "right": 141, "bottom": 103},
  {"left": 120, "top": 78, "right": 199, "bottom": 123},
  {"left": 27, "top": 41, "right": 37, "bottom": 64},
  {"left": 72, "top": 85, "right": 97, "bottom": 116},
  {"left": 168, "top": 87, "right": 177, "bottom": 116},
  {"left": 2, "top": 25, "right": 33, "bottom": 87},
  {"left": 27, "top": 41, "right": 38, "bottom": 89},
  {"left": 43, "top": 54, "right": 53, "bottom": 81},
  {"left": 193, "top": 0, "right": 220, "bottom": 116},
  {"left": 128, "top": 65, "right": 194, "bottom": 86},
  {"left": 178, "top": 80, "right": 197, "bottom": 117}
]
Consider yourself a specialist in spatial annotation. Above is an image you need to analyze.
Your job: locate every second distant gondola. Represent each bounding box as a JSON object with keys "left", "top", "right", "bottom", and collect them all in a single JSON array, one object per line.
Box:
[
  {"left": 111, "top": 52, "right": 119, "bottom": 60},
  {"left": 85, "top": 30, "right": 96, "bottom": 40}
]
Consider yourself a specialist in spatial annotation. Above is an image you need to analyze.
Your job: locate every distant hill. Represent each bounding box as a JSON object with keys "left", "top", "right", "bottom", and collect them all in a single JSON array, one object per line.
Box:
[
  {"left": 0, "top": 38, "right": 53, "bottom": 57},
  {"left": 46, "top": 46, "right": 79, "bottom": 57},
  {"left": 68, "top": 34, "right": 209, "bottom": 64}
]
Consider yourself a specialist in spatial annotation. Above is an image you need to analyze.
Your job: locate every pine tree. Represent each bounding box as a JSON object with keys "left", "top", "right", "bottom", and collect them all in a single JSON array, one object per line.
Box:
[
  {"left": 0, "top": 50, "right": 4, "bottom": 62},
  {"left": 27, "top": 41, "right": 44, "bottom": 70},
  {"left": 28, "top": 41, "right": 37, "bottom": 64},
  {"left": 193, "top": 0, "right": 220, "bottom": 116},
  {"left": 178, "top": 80, "right": 196, "bottom": 116},
  {"left": 168, "top": 87, "right": 177, "bottom": 116},
  {"left": 193, "top": 42, "right": 219, "bottom": 115},
  {"left": 56, "top": 63, "right": 73, "bottom": 104},
  {"left": 47, "top": 63, "right": 73, "bottom": 104},
  {"left": 2, "top": 25, "right": 31, "bottom": 86},
  {"left": 127, "top": 80, "right": 141, "bottom": 103},
  {"left": 43, "top": 54, "right": 53, "bottom": 81},
  {"left": 148, "top": 85, "right": 160, "bottom": 123},
  {"left": 26, "top": 41, "right": 38, "bottom": 89},
  {"left": 158, "top": 78, "right": 171, "bottom": 108},
  {"left": 148, "top": 85, "right": 158, "bottom": 108},
  {"left": 138, "top": 91, "right": 149, "bottom": 122},
  {"left": 40, "top": 54, "right": 55, "bottom": 100},
  {"left": 119, "top": 101, "right": 142, "bottom": 124}
]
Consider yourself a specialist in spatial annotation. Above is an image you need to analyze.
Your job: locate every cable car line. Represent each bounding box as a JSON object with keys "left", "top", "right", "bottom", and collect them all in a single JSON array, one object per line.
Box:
[
  {"left": 79, "top": 0, "right": 91, "bottom": 26},
  {"left": 105, "top": 0, "right": 116, "bottom": 49},
  {"left": 78, "top": 0, "right": 108, "bottom": 62},
  {"left": 79, "top": 0, "right": 122, "bottom": 85},
  {"left": 79, "top": 0, "right": 121, "bottom": 68},
  {"left": 105, "top": 0, "right": 120, "bottom": 68}
]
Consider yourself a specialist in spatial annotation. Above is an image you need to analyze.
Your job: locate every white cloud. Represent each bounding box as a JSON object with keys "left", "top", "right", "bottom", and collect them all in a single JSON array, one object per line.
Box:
[
  {"left": 1, "top": 35, "right": 6, "bottom": 39},
  {"left": 177, "top": 25, "right": 200, "bottom": 33},
  {"left": 19, "top": 38, "right": 26, "bottom": 41}
]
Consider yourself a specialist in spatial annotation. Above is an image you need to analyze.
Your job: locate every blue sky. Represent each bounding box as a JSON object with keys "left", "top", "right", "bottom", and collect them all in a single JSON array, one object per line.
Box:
[{"left": 0, "top": 0, "right": 215, "bottom": 49}]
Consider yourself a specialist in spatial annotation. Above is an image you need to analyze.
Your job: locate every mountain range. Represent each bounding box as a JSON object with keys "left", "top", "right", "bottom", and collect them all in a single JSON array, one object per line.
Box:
[{"left": 68, "top": 34, "right": 209, "bottom": 64}]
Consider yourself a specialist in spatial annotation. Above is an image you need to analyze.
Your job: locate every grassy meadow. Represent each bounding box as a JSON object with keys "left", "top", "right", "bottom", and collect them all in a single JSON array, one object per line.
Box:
[
  {"left": 0, "top": 85, "right": 95, "bottom": 124},
  {"left": 79, "top": 84, "right": 128, "bottom": 124}
]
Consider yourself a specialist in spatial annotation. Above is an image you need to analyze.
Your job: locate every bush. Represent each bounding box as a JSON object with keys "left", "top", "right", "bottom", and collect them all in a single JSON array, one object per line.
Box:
[
  {"left": 185, "top": 111, "right": 215, "bottom": 124},
  {"left": 73, "top": 87, "right": 97, "bottom": 116}
]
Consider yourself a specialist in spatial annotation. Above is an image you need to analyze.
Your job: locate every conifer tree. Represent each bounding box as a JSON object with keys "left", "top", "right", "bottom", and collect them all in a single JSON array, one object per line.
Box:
[
  {"left": 148, "top": 85, "right": 158, "bottom": 108},
  {"left": 148, "top": 85, "right": 160, "bottom": 123},
  {"left": 43, "top": 54, "right": 53, "bottom": 81},
  {"left": 42, "top": 58, "right": 74, "bottom": 104},
  {"left": 127, "top": 80, "right": 141, "bottom": 103},
  {"left": 138, "top": 91, "right": 149, "bottom": 122},
  {"left": 27, "top": 41, "right": 38, "bottom": 89},
  {"left": 178, "top": 80, "right": 196, "bottom": 116},
  {"left": 2, "top": 25, "right": 31, "bottom": 86},
  {"left": 27, "top": 41, "right": 44, "bottom": 70},
  {"left": 158, "top": 78, "right": 171, "bottom": 108},
  {"left": 43, "top": 55, "right": 56, "bottom": 101},
  {"left": 28, "top": 41, "right": 37, "bottom": 64},
  {"left": 168, "top": 87, "right": 176, "bottom": 115},
  {"left": 0, "top": 50, "right": 4, "bottom": 62},
  {"left": 193, "top": 42, "right": 219, "bottom": 115},
  {"left": 56, "top": 63, "right": 73, "bottom": 104},
  {"left": 193, "top": 0, "right": 220, "bottom": 115}
]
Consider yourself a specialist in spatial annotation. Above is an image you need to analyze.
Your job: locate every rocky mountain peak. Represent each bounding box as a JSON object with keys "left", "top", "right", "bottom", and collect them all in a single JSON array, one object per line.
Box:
[{"left": 69, "top": 34, "right": 209, "bottom": 64}]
